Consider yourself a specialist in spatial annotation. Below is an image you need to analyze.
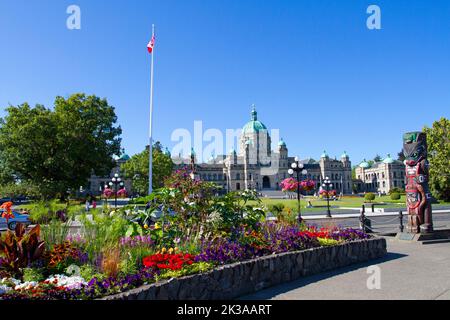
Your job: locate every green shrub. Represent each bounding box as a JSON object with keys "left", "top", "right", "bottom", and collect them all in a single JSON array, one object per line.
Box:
[
  {"left": 128, "top": 195, "right": 153, "bottom": 205},
  {"left": 23, "top": 268, "right": 44, "bottom": 282},
  {"left": 364, "top": 193, "right": 376, "bottom": 202},
  {"left": 79, "top": 264, "right": 105, "bottom": 282},
  {"left": 390, "top": 192, "right": 401, "bottom": 200},
  {"left": 267, "top": 203, "right": 285, "bottom": 215},
  {"left": 389, "top": 187, "right": 405, "bottom": 195}
]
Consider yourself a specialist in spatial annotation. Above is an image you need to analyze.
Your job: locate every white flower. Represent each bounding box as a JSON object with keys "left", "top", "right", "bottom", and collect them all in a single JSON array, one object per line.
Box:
[
  {"left": 45, "top": 274, "right": 87, "bottom": 289},
  {"left": 0, "top": 284, "right": 12, "bottom": 294},
  {"left": 15, "top": 281, "right": 38, "bottom": 291}
]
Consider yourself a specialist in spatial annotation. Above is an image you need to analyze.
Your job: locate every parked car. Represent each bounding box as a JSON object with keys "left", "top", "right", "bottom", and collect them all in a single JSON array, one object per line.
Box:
[{"left": 0, "top": 210, "right": 32, "bottom": 231}]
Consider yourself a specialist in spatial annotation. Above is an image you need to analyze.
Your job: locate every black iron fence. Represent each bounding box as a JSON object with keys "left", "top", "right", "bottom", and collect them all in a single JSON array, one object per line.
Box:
[{"left": 359, "top": 204, "right": 405, "bottom": 235}]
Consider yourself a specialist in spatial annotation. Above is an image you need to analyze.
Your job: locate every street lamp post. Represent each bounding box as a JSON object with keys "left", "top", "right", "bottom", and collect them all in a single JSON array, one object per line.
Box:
[
  {"left": 323, "top": 177, "right": 333, "bottom": 218},
  {"left": 109, "top": 173, "right": 124, "bottom": 208},
  {"left": 288, "top": 156, "right": 307, "bottom": 222}
]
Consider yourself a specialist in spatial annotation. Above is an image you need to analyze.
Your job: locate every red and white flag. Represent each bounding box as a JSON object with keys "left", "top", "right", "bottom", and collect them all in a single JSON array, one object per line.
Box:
[{"left": 147, "top": 35, "right": 155, "bottom": 54}]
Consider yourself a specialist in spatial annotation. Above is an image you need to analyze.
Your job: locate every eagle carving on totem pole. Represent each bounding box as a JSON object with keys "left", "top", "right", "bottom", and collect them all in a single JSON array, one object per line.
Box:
[{"left": 402, "top": 132, "right": 433, "bottom": 234}]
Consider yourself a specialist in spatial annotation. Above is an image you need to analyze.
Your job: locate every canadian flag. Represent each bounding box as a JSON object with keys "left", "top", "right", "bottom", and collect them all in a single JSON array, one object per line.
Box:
[{"left": 147, "top": 35, "right": 155, "bottom": 54}]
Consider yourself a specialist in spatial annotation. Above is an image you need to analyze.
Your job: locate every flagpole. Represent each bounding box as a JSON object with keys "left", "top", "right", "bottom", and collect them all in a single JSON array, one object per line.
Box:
[{"left": 148, "top": 24, "right": 155, "bottom": 195}]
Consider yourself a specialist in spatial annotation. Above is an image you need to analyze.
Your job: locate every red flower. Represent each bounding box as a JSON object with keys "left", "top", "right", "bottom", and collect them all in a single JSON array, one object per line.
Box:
[
  {"left": 0, "top": 201, "right": 14, "bottom": 221},
  {"left": 142, "top": 252, "right": 194, "bottom": 271}
]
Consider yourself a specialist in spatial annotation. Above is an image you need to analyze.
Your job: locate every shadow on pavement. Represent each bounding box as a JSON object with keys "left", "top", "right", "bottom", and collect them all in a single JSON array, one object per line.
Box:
[{"left": 238, "top": 252, "right": 407, "bottom": 300}]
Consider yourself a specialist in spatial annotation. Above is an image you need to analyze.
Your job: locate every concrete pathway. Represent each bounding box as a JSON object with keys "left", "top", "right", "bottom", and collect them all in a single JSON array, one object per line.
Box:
[{"left": 240, "top": 238, "right": 450, "bottom": 300}]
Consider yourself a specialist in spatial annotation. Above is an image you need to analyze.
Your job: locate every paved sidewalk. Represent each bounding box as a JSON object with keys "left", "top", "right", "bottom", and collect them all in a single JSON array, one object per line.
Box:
[{"left": 240, "top": 238, "right": 450, "bottom": 300}]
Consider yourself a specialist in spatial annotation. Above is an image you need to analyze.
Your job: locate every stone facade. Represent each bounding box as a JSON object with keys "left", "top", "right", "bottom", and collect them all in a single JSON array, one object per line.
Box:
[
  {"left": 101, "top": 237, "right": 387, "bottom": 300},
  {"left": 86, "top": 153, "right": 132, "bottom": 196},
  {"left": 173, "top": 107, "right": 353, "bottom": 194},
  {"left": 354, "top": 154, "right": 405, "bottom": 194}
]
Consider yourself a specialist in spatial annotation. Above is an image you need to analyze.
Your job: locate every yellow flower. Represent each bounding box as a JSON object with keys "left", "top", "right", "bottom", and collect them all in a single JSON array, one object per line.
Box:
[
  {"left": 154, "top": 223, "right": 161, "bottom": 230},
  {"left": 174, "top": 247, "right": 179, "bottom": 252},
  {"left": 168, "top": 248, "right": 174, "bottom": 254},
  {"left": 161, "top": 247, "right": 167, "bottom": 253},
  {"left": 144, "top": 224, "right": 149, "bottom": 229}
]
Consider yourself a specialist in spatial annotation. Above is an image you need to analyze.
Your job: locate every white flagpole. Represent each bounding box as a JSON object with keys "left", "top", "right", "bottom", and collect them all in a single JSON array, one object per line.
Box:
[{"left": 148, "top": 24, "right": 155, "bottom": 195}]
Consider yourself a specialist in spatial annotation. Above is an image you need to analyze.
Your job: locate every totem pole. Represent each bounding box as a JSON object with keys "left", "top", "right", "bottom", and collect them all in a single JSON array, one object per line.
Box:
[{"left": 403, "top": 132, "right": 433, "bottom": 233}]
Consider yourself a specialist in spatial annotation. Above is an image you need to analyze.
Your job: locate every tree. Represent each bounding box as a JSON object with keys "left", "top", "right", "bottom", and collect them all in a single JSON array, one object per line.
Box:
[
  {"left": 0, "top": 94, "right": 122, "bottom": 199},
  {"left": 373, "top": 154, "right": 382, "bottom": 162},
  {"left": 397, "top": 150, "right": 405, "bottom": 162},
  {"left": 0, "top": 151, "right": 15, "bottom": 185},
  {"left": 423, "top": 117, "right": 450, "bottom": 201},
  {"left": 121, "top": 142, "right": 173, "bottom": 195}
]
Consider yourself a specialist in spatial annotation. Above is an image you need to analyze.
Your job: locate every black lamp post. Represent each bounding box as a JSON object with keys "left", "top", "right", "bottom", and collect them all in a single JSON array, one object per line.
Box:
[
  {"left": 322, "top": 176, "right": 333, "bottom": 218},
  {"left": 288, "top": 156, "right": 307, "bottom": 221},
  {"left": 109, "top": 173, "right": 124, "bottom": 208}
]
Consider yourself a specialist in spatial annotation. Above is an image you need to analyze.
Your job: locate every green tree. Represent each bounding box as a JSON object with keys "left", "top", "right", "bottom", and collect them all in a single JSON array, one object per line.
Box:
[
  {"left": 0, "top": 151, "right": 15, "bottom": 185},
  {"left": 423, "top": 117, "right": 450, "bottom": 201},
  {"left": 121, "top": 142, "right": 173, "bottom": 195},
  {"left": 397, "top": 150, "right": 405, "bottom": 162},
  {"left": 0, "top": 94, "right": 122, "bottom": 199},
  {"left": 373, "top": 154, "right": 382, "bottom": 162}
]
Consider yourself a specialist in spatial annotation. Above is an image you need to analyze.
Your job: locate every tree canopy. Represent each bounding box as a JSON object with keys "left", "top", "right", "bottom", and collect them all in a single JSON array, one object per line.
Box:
[
  {"left": 0, "top": 94, "right": 122, "bottom": 199},
  {"left": 423, "top": 117, "right": 450, "bottom": 201},
  {"left": 121, "top": 142, "right": 173, "bottom": 196}
]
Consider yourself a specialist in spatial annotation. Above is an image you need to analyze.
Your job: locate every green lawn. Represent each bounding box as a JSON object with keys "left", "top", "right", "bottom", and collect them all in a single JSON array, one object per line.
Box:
[{"left": 252, "top": 195, "right": 450, "bottom": 213}]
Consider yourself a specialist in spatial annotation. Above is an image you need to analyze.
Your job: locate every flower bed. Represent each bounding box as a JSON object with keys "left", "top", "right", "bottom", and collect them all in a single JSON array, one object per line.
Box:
[
  {"left": 101, "top": 237, "right": 386, "bottom": 300},
  {"left": 0, "top": 222, "right": 374, "bottom": 300},
  {"left": 0, "top": 169, "right": 382, "bottom": 300}
]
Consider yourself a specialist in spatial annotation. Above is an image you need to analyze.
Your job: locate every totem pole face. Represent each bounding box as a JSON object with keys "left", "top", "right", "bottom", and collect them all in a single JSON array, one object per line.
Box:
[{"left": 403, "top": 132, "right": 427, "bottom": 166}]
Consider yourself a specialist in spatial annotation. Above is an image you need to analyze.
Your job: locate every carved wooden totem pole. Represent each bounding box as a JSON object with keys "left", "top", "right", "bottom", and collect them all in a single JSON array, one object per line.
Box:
[{"left": 403, "top": 132, "right": 433, "bottom": 233}]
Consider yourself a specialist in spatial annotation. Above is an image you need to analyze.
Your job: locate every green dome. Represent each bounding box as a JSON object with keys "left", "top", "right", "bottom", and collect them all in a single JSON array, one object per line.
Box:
[
  {"left": 120, "top": 154, "right": 130, "bottom": 161},
  {"left": 163, "top": 147, "right": 171, "bottom": 157},
  {"left": 359, "top": 159, "right": 370, "bottom": 169},
  {"left": 383, "top": 153, "right": 394, "bottom": 164},
  {"left": 341, "top": 151, "right": 349, "bottom": 158},
  {"left": 278, "top": 138, "right": 286, "bottom": 147},
  {"left": 118, "top": 148, "right": 130, "bottom": 161},
  {"left": 242, "top": 106, "right": 267, "bottom": 134},
  {"left": 321, "top": 150, "right": 328, "bottom": 158}
]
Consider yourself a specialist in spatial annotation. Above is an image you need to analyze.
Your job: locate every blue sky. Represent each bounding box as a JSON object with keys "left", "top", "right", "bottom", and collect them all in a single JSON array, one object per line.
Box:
[{"left": 0, "top": 0, "right": 449, "bottom": 165}]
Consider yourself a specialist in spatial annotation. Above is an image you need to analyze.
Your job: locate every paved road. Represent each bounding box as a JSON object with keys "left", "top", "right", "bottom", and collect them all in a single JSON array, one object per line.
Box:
[
  {"left": 304, "top": 212, "right": 450, "bottom": 235},
  {"left": 240, "top": 237, "right": 450, "bottom": 300}
]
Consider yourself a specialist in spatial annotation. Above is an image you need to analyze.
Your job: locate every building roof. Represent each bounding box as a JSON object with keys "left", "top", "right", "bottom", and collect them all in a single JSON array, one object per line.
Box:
[
  {"left": 242, "top": 106, "right": 268, "bottom": 134},
  {"left": 382, "top": 153, "right": 395, "bottom": 164},
  {"left": 359, "top": 159, "right": 371, "bottom": 169},
  {"left": 341, "top": 151, "right": 349, "bottom": 158},
  {"left": 321, "top": 150, "right": 328, "bottom": 158},
  {"left": 278, "top": 138, "right": 286, "bottom": 147}
]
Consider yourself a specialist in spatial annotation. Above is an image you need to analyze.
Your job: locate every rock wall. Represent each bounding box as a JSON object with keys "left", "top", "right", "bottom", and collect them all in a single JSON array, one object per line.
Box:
[{"left": 101, "top": 237, "right": 387, "bottom": 300}]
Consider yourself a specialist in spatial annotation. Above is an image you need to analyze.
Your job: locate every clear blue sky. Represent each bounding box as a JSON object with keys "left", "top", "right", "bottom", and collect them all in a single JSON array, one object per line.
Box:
[{"left": 1, "top": 0, "right": 449, "bottom": 165}]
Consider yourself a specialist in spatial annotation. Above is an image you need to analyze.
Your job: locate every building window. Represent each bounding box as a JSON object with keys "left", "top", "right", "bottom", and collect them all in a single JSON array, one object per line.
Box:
[{"left": 236, "top": 183, "right": 241, "bottom": 190}]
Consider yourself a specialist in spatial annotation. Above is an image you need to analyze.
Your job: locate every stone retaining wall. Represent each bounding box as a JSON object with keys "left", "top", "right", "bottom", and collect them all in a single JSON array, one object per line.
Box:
[{"left": 102, "top": 237, "right": 387, "bottom": 300}]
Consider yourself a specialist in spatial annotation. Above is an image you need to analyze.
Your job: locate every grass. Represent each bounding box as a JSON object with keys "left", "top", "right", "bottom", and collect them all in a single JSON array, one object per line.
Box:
[{"left": 252, "top": 195, "right": 450, "bottom": 213}]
